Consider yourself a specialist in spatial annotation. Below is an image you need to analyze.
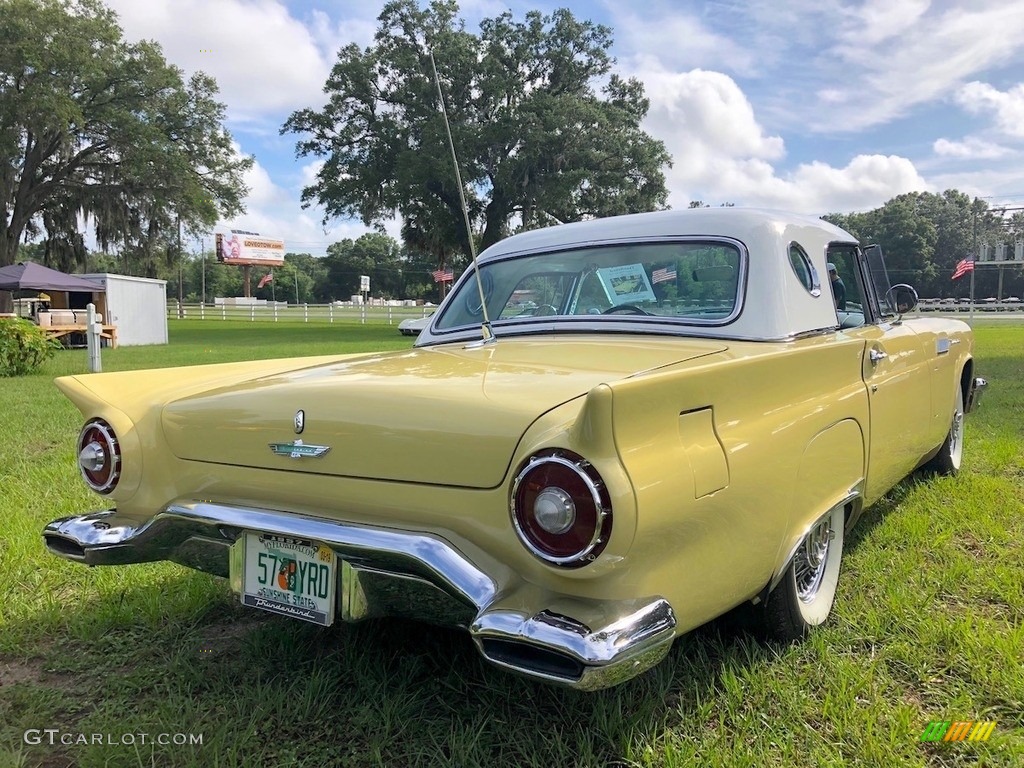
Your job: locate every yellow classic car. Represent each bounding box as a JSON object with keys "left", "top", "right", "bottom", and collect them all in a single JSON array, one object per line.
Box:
[{"left": 44, "top": 208, "right": 986, "bottom": 690}]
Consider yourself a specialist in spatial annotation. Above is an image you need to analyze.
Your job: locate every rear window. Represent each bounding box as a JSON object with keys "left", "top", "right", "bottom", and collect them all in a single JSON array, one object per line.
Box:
[{"left": 435, "top": 241, "right": 744, "bottom": 331}]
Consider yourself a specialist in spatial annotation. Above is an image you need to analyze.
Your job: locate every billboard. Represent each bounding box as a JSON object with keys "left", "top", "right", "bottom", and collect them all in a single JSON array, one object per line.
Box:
[{"left": 216, "top": 231, "right": 286, "bottom": 266}]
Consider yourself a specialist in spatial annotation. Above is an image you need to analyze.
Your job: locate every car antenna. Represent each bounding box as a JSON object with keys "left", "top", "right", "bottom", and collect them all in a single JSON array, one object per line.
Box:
[{"left": 428, "top": 49, "right": 495, "bottom": 345}]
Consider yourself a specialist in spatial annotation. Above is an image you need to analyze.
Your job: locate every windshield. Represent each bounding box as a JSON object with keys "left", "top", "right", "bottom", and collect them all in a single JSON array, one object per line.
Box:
[{"left": 435, "top": 240, "right": 744, "bottom": 332}]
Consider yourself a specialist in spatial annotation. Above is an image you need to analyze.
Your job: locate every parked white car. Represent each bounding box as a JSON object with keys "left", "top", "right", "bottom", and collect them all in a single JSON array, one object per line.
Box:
[{"left": 398, "top": 314, "right": 433, "bottom": 336}]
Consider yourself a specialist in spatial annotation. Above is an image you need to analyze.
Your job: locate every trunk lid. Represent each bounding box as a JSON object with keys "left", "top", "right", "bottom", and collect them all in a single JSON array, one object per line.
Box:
[{"left": 162, "top": 337, "right": 726, "bottom": 488}]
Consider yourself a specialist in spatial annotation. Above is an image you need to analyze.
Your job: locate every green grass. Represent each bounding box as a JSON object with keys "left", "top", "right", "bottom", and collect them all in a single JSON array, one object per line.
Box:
[{"left": 1, "top": 321, "right": 1022, "bottom": 767}]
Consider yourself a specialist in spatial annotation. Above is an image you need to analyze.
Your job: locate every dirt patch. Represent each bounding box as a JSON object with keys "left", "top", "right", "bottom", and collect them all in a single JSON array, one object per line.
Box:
[
  {"left": 957, "top": 532, "right": 987, "bottom": 558},
  {"left": 0, "top": 657, "right": 41, "bottom": 687},
  {"left": 193, "top": 614, "right": 270, "bottom": 657},
  {"left": 0, "top": 656, "right": 82, "bottom": 694}
]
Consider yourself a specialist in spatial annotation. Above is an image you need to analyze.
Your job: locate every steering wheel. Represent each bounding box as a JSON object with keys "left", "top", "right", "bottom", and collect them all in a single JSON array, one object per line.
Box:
[
  {"left": 532, "top": 304, "right": 559, "bottom": 316},
  {"left": 602, "top": 304, "right": 652, "bottom": 316}
]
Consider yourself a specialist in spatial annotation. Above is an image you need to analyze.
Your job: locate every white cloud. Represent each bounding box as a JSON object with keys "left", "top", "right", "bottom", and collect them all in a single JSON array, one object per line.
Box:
[
  {"left": 816, "top": 2, "right": 1024, "bottom": 131},
  {"left": 635, "top": 66, "right": 925, "bottom": 212},
  {"left": 837, "top": 0, "right": 931, "bottom": 46},
  {"left": 104, "top": 0, "right": 333, "bottom": 119},
  {"left": 955, "top": 82, "right": 1024, "bottom": 138},
  {"left": 612, "top": 10, "right": 759, "bottom": 76},
  {"left": 100, "top": 0, "right": 401, "bottom": 252},
  {"left": 299, "top": 160, "right": 325, "bottom": 190},
  {"left": 642, "top": 67, "right": 784, "bottom": 162},
  {"left": 784, "top": 155, "right": 928, "bottom": 210},
  {"left": 213, "top": 156, "right": 388, "bottom": 256},
  {"left": 922, "top": 165, "right": 1024, "bottom": 204},
  {"left": 933, "top": 137, "right": 1012, "bottom": 160},
  {"left": 307, "top": 8, "right": 377, "bottom": 55},
  {"left": 692, "top": 153, "right": 927, "bottom": 213}
]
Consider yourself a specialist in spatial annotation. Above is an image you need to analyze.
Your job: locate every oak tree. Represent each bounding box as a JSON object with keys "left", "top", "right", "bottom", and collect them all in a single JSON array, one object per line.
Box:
[
  {"left": 0, "top": 0, "right": 251, "bottom": 309},
  {"left": 284, "top": 0, "right": 670, "bottom": 266}
]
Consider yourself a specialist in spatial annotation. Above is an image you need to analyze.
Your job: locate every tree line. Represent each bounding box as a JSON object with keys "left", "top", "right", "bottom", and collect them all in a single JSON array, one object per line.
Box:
[
  {"left": 825, "top": 191, "right": 1024, "bottom": 300},
  {"left": 152, "top": 234, "right": 454, "bottom": 306}
]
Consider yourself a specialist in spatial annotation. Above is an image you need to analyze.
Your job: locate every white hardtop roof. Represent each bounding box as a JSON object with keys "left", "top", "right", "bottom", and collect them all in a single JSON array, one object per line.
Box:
[
  {"left": 479, "top": 208, "right": 856, "bottom": 263},
  {"left": 420, "top": 208, "right": 863, "bottom": 344}
]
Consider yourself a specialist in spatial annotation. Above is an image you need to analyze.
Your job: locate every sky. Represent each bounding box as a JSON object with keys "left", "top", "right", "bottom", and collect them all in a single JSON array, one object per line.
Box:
[{"left": 101, "top": 0, "right": 1024, "bottom": 257}]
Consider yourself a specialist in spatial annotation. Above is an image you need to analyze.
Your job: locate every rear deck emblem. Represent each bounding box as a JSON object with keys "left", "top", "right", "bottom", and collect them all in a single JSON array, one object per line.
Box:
[
  {"left": 269, "top": 440, "right": 330, "bottom": 459},
  {"left": 294, "top": 409, "right": 305, "bottom": 434}
]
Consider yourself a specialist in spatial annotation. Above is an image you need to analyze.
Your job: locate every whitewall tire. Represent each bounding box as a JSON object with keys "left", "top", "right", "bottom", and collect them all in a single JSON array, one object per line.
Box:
[
  {"left": 923, "top": 384, "right": 964, "bottom": 476},
  {"left": 763, "top": 504, "right": 845, "bottom": 641}
]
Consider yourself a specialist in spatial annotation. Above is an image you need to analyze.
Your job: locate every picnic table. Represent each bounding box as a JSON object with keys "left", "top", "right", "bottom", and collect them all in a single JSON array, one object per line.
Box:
[{"left": 45, "top": 323, "right": 118, "bottom": 348}]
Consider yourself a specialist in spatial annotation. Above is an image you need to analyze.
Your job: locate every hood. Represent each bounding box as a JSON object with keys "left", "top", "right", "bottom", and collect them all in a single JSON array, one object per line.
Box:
[{"left": 161, "top": 337, "right": 726, "bottom": 488}]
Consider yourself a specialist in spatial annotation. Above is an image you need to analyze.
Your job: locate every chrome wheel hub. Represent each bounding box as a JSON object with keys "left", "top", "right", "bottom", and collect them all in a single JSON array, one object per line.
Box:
[{"left": 795, "top": 520, "right": 833, "bottom": 603}]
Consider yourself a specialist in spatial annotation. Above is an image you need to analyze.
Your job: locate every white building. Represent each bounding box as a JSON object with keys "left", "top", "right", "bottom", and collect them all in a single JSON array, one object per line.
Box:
[{"left": 81, "top": 273, "right": 168, "bottom": 346}]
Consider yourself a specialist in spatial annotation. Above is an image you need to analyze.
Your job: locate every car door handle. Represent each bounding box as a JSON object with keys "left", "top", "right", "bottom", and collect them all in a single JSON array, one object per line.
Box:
[{"left": 869, "top": 348, "right": 888, "bottom": 364}]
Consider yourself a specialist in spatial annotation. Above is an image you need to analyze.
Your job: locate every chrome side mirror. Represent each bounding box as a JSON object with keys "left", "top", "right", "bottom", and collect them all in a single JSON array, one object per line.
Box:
[{"left": 886, "top": 284, "right": 919, "bottom": 319}]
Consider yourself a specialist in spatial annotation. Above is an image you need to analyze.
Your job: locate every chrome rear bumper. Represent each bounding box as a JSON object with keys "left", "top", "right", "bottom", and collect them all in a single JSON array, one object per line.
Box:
[{"left": 43, "top": 502, "right": 676, "bottom": 690}]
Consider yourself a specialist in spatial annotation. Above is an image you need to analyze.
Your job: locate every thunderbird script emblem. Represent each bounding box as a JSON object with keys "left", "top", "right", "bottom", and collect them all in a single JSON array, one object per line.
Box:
[
  {"left": 268, "top": 439, "right": 330, "bottom": 459},
  {"left": 294, "top": 409, "right": 305, "bottom": 434}
]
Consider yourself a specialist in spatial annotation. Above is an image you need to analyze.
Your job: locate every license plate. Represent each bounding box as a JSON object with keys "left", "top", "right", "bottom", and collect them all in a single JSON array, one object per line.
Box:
[{"left": 241, "top": 532, "right": 336, "bottom": 626}]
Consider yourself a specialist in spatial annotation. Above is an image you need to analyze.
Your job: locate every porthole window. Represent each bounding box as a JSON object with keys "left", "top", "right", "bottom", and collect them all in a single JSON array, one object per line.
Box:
[{"left": 789, "top": 243, "right": 821, "bottom": 297}]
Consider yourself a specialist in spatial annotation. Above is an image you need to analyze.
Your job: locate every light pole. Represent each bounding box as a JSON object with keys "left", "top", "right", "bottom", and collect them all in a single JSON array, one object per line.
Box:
[
  {"left": 201, "top": 237, "right": 206, "bottom": 305},
  {"left": 177, "top": 215, "right": 183, "bottom": 318}
]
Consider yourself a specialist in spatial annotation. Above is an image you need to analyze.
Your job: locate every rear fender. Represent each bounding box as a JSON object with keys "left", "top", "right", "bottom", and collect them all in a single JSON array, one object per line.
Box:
[{"left": 769, "top": 418, "right": 865, "bottom": 590}]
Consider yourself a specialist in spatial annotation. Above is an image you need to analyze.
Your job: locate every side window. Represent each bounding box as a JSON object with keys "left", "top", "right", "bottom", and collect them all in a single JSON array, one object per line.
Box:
[
  {"left": 826, "top": 246, "right": 868, "bottom": 328},
  {"left": 789, "top": 243, "right": 821, "bottom": 296}
]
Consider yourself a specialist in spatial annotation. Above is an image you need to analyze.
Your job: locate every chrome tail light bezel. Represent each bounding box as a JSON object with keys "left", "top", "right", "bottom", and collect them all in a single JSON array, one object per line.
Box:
[
  {"left": 510, "top": 449, "right": 612, "bottom": 568},
  {"left": 77, "top": 419, "right": 121, "bottom": 495}
]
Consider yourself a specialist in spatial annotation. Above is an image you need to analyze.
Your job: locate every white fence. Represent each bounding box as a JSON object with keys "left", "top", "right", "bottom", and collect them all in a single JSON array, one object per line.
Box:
[
  {"left": 168, "top": 300, "right": 1023, "bottom": 324},
  {"left": 919, "top": 300, "right": 1023, "bottom": 313},
  {"left": 167, "top": 302, "right": 434, "bottom": 325}
]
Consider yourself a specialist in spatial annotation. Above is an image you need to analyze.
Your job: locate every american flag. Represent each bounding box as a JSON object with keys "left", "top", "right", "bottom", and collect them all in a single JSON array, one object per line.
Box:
[
  {"left": 432, "top": 269, "right": 454, "bottom": 283},
  {"left": 651, "top": 266, "right": 677, "bottom": 284},
  {"left": 257, "top": 272, "right": 273, "bottom": 289},
  {"left": 951, "top": 258, "right": 974, "bottom": 281}
]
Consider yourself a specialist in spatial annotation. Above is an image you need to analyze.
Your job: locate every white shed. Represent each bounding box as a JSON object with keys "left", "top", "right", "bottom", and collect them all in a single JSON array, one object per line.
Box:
[{"left": 81, "top": 273, "right": 168, "bottom": 346}]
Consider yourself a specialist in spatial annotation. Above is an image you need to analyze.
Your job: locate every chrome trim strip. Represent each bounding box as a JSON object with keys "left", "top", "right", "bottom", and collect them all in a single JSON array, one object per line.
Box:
[
  {"left": 420, "top": 325, "right": 810, "bottom": 347},
  {"left": 425, "top": 235, "right": 749, "bottom": 341}
]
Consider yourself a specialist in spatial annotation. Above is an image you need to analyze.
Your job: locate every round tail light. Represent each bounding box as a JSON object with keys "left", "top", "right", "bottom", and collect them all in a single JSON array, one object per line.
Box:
[
  {"left": 511, "top": 450, "right": 612, "bottom": 567},
  {"left": 77, "top": 419, "right": 121, "bottom": 494}
]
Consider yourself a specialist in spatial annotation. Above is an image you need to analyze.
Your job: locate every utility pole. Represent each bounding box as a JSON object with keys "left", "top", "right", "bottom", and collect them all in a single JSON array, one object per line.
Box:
[
  {"left": 201, "top": 237, "right": 206, "bottom": 305},
  {"left": 177, "top": 215, "right": 183, "bottom": 318}
]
